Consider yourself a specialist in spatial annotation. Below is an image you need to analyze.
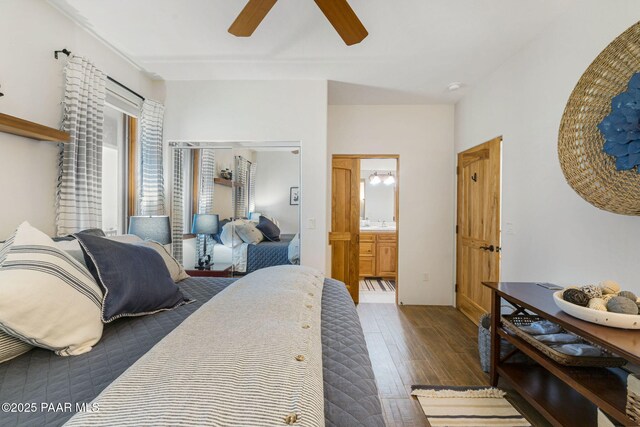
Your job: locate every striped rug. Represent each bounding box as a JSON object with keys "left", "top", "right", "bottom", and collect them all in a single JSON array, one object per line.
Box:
[
  {"left": 360, "top": 278, "right": 396, "bottom": 292},
  {"left": 411, "top": 386, "right": 531, "bottom": 426}
]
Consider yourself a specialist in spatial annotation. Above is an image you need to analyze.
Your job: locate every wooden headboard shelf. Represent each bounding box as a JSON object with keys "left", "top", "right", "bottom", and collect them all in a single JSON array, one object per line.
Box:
[{"left": 0, "top": 113, "right": 70, "bottom": 143}]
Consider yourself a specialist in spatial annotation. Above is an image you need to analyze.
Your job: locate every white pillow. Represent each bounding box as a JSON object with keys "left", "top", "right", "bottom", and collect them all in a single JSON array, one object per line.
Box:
[
  {"left": 288, "top": 233, "right": 300, "bottom": 265},
  {"left": 107, "top": 234, "right": 144, "bottom": 244},
  {"left": 235, "top": 221, "right": 264, "bottom": 245},
  {"left": 220, "top": 220, "right": 245, "bottom": 248},
  {"left": 135, "top": 241, "right": 190, "bottom": 282},
  {"left": 0, "top": 222, "right": 104, "bottom": 356},
  {"left": 55, "top": 239, "right": 88, "bottom": 268}
]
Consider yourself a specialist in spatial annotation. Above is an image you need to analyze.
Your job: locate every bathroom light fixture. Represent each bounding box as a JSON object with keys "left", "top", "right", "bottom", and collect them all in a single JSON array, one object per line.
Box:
[
  {"left": 369, "top": 172, "right": 381, "bottom": 185},
  {"left": 447, "top": 81, "right": 463, "bottom": 91},
  {"left": 384, "top": 172, "right": 395, "bottom": 185}
]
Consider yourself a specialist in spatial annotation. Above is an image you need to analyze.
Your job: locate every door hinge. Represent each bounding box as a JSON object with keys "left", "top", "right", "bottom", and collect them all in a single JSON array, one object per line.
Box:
[
  {"left": 455, "top": 283, "right": 458, "bottom": 292},
  {"left": 455, "top": 225, "right": 458, "bottom": 234},
  {"left": 456, "top": 166, "right": 459, "bottom": 175}
]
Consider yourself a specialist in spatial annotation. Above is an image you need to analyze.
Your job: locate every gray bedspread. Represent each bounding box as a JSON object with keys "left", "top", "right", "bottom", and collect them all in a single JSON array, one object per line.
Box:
[
  {"left": 246, "top": 234, "right": 295, "bottom": 273},
  {"left": 0, "top": 277, "right": 384, "bottom": 427}
]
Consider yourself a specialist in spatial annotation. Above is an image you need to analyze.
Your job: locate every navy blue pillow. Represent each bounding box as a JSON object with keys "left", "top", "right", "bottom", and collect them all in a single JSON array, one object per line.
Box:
[
  {"left": 75, "top": 233, "right": 191, "bottom": 323},
  {"left": 213, "top": 219, "right": 231, "bottom": 244},
  {"left": 256, "top": 216, "right": 281, "bottom": 242}
]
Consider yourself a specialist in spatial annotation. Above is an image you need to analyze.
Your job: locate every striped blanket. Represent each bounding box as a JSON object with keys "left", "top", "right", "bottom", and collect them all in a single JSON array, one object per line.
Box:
[{"left": 65, "top": 266, "right": 325, "bottom": 426}]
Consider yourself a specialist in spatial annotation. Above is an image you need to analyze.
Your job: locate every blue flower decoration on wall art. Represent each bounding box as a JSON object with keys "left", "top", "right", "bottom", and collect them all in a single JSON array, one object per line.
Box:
[{"left": 598, "top": 72, "right": 640, "bottom": 171}]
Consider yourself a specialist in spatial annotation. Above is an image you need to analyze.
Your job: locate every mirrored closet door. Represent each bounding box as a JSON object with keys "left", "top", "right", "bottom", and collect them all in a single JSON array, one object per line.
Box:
[{"left": 170, "top": 142, "right": 301, "bottom": 276}]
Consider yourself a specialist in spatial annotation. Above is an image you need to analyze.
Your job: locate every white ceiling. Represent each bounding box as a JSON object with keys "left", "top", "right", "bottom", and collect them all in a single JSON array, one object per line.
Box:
[{"left": 48, "top": 0, "right": 576, "bottom": 104}]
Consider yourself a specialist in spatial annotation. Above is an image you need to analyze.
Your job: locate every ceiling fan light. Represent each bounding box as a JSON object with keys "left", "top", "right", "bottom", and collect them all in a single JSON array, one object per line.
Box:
[
  {"left": 384, "top": 173, "right": 395, "bottom": 185},
  {"left": 369, "top": 172, "right": 381, "bottom": 185}
]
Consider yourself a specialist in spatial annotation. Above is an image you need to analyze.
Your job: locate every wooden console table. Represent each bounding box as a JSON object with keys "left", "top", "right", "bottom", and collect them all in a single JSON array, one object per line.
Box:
[{"left": 483, "top": 282, "right": 640, "bottom": 427}]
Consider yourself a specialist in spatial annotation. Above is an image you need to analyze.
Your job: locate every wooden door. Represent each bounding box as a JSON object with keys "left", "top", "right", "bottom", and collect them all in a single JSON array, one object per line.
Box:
[
  {"left": 376, "top": 242, "right": 397, "bottom": 277},
  {"left": 330, "top": 156, "right": 360, "bottom": 303},
  {"left": 456, "top": 137, "right": 502, "bottom": 324}
]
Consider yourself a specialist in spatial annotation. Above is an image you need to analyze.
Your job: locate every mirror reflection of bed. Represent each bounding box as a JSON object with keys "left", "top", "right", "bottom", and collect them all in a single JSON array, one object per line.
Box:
[{"left": 170, "top": 143, "right": 301, "bottom": 276}]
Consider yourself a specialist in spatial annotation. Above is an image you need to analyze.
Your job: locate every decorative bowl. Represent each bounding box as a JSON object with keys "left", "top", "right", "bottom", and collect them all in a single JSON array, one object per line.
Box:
[{"left": 553, "top": 291, "right": 640, "bottom": 329}]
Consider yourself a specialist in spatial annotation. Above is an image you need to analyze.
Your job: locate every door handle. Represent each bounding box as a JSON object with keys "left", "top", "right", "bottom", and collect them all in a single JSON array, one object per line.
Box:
[{"left": 479, "top": 245, "right": 495, "bottom": 252}]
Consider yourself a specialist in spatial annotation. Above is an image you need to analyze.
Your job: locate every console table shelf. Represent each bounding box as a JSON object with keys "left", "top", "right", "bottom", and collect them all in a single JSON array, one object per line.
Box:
[
  {"left": 500, "top": 363, "right": 598, "bottom": 427},
  {"left": 483, "top": 281, "right": 639, "bottom": 427}
]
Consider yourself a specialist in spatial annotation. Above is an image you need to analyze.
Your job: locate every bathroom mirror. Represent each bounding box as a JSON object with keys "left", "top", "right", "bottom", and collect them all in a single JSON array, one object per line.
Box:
[{"left": 360, "top": 158, "right": 396, "bottom": 227}]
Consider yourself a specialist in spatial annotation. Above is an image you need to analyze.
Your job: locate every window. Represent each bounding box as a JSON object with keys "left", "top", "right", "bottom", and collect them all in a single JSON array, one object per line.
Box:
[
  {"left": 102, "top": 106, "right": 128, "bottom": 235},
  {"left": 101, "top": 80, "right": 143, "bottom": 235}
]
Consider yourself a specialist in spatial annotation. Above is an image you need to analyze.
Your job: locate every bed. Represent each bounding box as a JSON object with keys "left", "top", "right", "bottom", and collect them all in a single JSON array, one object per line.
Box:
[
  {"left": 0, "top": 276, "right": 384, "bottom": 427},
  {"left": 212, "top": 234, "right": 297, "bottom": 273}
]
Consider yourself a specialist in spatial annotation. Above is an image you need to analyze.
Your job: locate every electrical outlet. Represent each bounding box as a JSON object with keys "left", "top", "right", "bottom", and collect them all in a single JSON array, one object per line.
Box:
[{"left": 307, "top": 218, "right": 316, "bottom": 229}]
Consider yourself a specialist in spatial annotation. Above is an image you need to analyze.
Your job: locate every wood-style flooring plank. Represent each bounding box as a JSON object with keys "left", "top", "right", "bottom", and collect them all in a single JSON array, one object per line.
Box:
[{"left": 357, "top": 303, "right": 547, "bottom": 427}]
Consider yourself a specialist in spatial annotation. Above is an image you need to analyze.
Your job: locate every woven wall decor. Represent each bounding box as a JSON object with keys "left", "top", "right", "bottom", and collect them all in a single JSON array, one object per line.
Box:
[{"left": 558, "top": 21, "right": 640, "bottom": 215}]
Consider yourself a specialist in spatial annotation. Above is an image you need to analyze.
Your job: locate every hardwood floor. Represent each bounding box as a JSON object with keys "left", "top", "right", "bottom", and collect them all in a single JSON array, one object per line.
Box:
[{"left": 357, "top": 303, "right": 549, "bottom": 427}]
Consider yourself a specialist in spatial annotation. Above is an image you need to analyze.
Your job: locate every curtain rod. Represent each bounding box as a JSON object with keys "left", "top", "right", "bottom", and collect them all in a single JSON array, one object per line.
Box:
[{"left": 54, "top": 48, "right": 146, "bottom": 102}]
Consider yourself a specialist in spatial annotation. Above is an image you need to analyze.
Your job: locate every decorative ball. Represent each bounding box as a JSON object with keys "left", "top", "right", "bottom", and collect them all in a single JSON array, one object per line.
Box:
[
  {"left": 563, "top": 289, "right": 590, "bottom": 307},
  {"left": 588, "top": 298, "right": 608, "bottom": 311},
  {"left": 618, "top": 291, "right": 637, "bottom": 301},
  {"left": 600, "top": 280, "right": 621, "bottom": 295},
  {"left": 580, "top": 285, "right": 602, "bottom": 299},
  {"left": 607, "top": 296, "right": 639, "bottom": 315},
  {"left": 603, "top": 294, "right": 616, "bottom": 303}
]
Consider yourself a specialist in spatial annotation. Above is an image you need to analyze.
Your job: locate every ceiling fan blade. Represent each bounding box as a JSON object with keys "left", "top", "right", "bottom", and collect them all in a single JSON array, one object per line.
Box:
[
  {"left": 313, "top": 0, "right": 368, "bottom": 46},
  {"left": 228, "top": 0, "right": 278, "bottom": 37}
]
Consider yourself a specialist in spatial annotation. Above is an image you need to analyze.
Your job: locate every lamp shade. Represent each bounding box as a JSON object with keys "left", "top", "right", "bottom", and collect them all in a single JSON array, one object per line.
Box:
[
  {"left": 129, "top": 215, "right": 172, "bottom": 245},
  {"left": 191, "top": 214, "right": 219, "bottom": 235}
]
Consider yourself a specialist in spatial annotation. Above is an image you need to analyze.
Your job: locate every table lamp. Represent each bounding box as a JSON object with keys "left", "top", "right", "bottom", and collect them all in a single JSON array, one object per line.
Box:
[
  {"left": 128, "top": 216, "right": 172, "bottom": 244},
  {"left": 191, "top": 214, "right": 219, "bottom": 269}
]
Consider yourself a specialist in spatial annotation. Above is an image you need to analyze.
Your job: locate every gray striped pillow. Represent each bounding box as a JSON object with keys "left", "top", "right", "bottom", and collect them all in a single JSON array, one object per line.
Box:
[
  {"left": 0, "top": 331, "right": 32, "bottom": 363},
  {"left": 0, "top": 236, "right": 33, "bottom": 362},
  {"left": 0, "top": 222, "right": 104, "bottom": 356}
]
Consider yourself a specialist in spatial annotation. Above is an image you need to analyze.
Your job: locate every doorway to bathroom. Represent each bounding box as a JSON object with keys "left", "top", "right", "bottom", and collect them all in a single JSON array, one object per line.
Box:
[
  {"left": 329, "top": 155, "right": 399, "bottom": 305},
  {"left": 359, "top": 158, "right": 398, "bottom": 303}
]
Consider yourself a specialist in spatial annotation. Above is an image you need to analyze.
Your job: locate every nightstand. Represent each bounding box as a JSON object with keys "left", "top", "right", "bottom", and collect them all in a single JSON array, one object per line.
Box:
[{"left": 186, "top": 263, "right": 233, "bottom": 278}]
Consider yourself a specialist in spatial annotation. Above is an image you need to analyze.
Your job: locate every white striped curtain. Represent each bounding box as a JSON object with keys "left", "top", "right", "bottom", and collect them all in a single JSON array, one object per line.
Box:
[
  {"left": 249, "top": 162, "right": 257, "bottom": 214},
  {"left": 56, "top": 55, "right": 107, "bottom": 236},
  {"left": 171, "top": 149, "right": 185, "bottom": 263},
  {"left": 234, "top": 156, "right": 250, "bottom": 218},
  {"left": 138, "top": 100, "right": 165, "bottom": 216},
  {"left": 197, "top": 149, "right": 216, "bottom": 261}
]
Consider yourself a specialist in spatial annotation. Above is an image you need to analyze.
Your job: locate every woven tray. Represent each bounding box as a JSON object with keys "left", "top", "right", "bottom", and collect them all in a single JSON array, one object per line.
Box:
[
  {"left": 502, "top": 314, "right": 626, "bottom": 368},
  {"left": 627, "top": 375, "right": 640, "bottom": 423}
]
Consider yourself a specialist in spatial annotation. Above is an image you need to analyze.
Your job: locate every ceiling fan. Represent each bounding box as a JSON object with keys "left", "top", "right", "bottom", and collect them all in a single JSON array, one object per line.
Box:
[{"left": 228, "top": 0, "right": 368, "bottom": 46}]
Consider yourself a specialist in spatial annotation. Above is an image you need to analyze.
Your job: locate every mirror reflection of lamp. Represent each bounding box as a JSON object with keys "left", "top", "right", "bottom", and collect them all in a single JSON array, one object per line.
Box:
[{"left": 191, "top": 214, "right": 219, "bottom": 270}]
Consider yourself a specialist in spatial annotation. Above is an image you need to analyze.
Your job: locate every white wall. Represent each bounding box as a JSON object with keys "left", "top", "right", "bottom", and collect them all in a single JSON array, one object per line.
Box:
[
  {"left": 255, "top": 151, "right": 300, "bottom": 234},
  {"left": 163, "top": 80, "right": 328, "bottom": 272},
  {"left": 455, "top": 1, "right": 640, "bottom": 291},
  {"left": 0, "top": 0, "right": 159, "bottom": 238},
  {"left": 329, "top": 105, "right": 455, "bottom": 305}
]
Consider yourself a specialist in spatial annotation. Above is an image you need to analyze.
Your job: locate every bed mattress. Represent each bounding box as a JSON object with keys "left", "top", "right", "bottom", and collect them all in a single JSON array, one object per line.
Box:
[{"left": 0, "top": 277, "right": 384, "bottom": 427}]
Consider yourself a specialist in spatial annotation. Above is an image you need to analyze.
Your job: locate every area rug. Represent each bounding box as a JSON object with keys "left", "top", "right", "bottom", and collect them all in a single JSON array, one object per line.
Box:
[
  {"left": 411, "top": 385, "right": 531, "bottom": 426},
  {"left": 359, "top": 278, "right": 395, "bottom": 292}
]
